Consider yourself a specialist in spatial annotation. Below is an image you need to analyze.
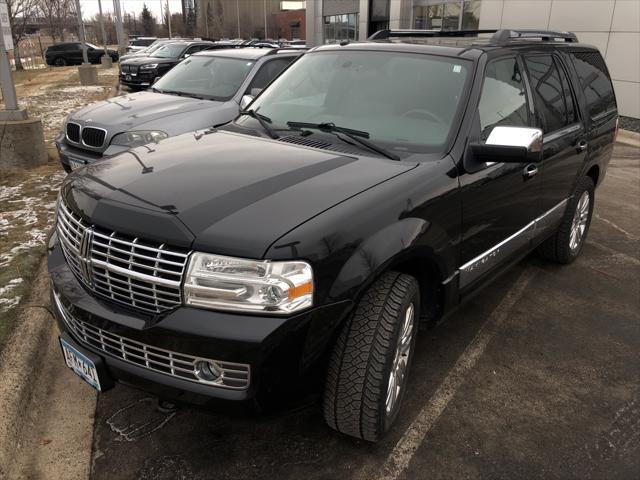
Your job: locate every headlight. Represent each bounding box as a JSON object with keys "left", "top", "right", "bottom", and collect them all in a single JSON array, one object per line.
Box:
[
  {"left": 110, "top": 130, "right": 168, "bottom": 148},
  {"left": 184, "top": 253, "right": 313, "bottom": 314},
  {"left": 140, "top": 63, "right": 158, "bottom": 70}
]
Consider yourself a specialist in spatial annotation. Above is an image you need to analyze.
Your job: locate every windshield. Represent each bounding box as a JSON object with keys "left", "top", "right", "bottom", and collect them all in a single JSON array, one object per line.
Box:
[
  {"left": 240, "top": 50, "right": 471, "bottom": 153},
  {"left": 154, "top": 55, "right": 255, "bottom": 101},
  {"left": 152, "top": 43, "right": 186, "bottom": 58}
]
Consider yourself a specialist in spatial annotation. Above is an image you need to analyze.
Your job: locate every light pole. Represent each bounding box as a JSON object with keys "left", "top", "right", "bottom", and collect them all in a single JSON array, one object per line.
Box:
[
  {"left": 263, "top": 0, "right": 267, "bottom": 39},
  {"left": 167, "top": 0, "right": 172, "bottom": 37},
  {"left": 74, "top": 0, "right": 98, "bottom": 84},
  {"left": 97, "top": 0, "right": 111, "bottom": 67},
  {"left": 236, "top": 0, "right": 240, "bottom": 38}
]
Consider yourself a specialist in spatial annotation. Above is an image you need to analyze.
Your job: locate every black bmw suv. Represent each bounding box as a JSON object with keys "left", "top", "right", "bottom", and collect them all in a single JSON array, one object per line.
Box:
[
  {"left": 50, "top": 29, "right": 618, "bottom": 441},
  {"left": 119, "top": 40, "right": 216, "bottom": 89}
]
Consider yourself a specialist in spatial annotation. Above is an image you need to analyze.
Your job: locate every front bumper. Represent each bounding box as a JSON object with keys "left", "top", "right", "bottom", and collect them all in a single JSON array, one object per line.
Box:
[
  {"left": 48, "top": 241, "right": 352, "bottom": 406},
  {"left": 119, "top": 70, "right": 156, "bottom": 88},
  {"left": 55, "top": 132, "right": 128, "bottom": 171}
]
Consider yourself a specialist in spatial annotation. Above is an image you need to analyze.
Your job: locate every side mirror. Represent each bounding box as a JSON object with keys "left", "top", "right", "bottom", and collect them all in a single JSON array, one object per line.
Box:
[
  {"left": 152, "top": 76, "right": 160, "bottom": 85},
  {"left": 250, "top": 88, "right": 263, "bottom": 97},
  {"left": 183, "top": 53, "right": 191, "bottom": 59},
  {"left": 240, "top": 94, "right": 254, "bottom": 110},
  {"left": 470, "top": 126, "right": 543, "bottom": 164}
]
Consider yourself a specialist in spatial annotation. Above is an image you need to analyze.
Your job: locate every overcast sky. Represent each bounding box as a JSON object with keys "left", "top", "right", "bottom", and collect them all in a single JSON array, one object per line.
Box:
[{"left": 80, "top": 0, "right": 184, "bottom": 20}]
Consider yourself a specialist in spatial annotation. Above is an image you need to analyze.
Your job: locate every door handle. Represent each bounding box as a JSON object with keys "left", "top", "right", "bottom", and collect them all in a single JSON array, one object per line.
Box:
[
  {"left": 576, "top": 140, "right": 588, "bottom": 152},
  {"left": 523, "top": 164, "right": 538, "bottom": 179}
]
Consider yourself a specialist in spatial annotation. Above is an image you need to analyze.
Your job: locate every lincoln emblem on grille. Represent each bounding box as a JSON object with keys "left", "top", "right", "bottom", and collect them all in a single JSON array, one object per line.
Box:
[{"left": 78, "top": 229, "right": 94, "bottom": 286}]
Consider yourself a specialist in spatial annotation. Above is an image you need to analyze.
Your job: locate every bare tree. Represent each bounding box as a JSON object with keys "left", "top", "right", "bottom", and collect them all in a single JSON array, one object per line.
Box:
[
  {"left": 37, "top": 0, "right": 73, "bottom": 43},
  {"left": 6, "top": 0, "right": 39, "bottom": 70}
]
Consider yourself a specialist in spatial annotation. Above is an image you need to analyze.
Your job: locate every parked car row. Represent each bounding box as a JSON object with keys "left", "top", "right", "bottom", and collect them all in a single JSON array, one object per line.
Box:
[
  {"left": 45, "top": 42, "right": 119, "bottom": 66},
  {"left": 50, "top": 29, "right": 618, "bottom": 442}
]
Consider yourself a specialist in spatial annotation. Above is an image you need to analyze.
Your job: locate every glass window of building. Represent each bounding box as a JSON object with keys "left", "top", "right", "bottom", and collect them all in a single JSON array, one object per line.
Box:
[
  {"left": 323, "top": 13, "right": 359, "bottom": 44},
  {"left": 413, "top": 0, "right": 480, "bottom": 31}
]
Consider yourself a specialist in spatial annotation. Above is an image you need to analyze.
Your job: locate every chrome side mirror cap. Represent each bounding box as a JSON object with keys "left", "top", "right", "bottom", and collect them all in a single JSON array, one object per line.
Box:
[
  {"left": 240, "top": 95, "right": 254, "bottom": 111},
  {"left": 486, "top": 126, "right": 543, "bottom": 153},
  {"left": 471, "top": 126, "right": 544, "bottom": 164}
]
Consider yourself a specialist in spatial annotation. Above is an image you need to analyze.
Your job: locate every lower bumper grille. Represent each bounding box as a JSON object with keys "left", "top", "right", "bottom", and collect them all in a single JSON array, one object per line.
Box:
[{"left": 53, "top": 290, "right": 251, "bottom": 390}]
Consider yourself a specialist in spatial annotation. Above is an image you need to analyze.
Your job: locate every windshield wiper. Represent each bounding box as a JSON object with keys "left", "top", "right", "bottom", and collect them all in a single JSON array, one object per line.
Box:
[
  {"left": 238, "top": 109, "right": 279, "bottom": 139},
  {"left": 286, "top": 121, "right": 400, "bottom": 161}
]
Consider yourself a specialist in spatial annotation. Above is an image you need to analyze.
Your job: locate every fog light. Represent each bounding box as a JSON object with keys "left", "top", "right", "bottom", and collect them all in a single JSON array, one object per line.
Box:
[{"left": 194, "top": 360, "right": 222, "bottom": 383}]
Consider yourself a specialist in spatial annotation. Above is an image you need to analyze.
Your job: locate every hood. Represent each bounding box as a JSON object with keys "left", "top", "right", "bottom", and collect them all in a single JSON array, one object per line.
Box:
[
  {"left": 69, "top": 91, "right": 220, "bottom": 130},
  {"left": 122, "top": 56, "right": 176, "bottom": 66},
  {"left": 63, "top": 131, "right": 416, "bottom": 258}
]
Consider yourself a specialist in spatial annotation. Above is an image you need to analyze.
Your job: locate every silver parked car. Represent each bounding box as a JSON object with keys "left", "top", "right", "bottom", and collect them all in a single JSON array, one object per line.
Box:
[{"left": 56, "top": 48, "right": 304, "bottom": 171}]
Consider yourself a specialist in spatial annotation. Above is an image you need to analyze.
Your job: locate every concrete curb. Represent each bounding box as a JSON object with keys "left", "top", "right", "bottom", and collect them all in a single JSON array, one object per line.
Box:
[
  {"left": 0, "top": 72, "right": 120, "bottom": 480},
  {"left": 618, "top": 129, "right": 640, "bottom": 147},
  {"left": 0, "top": 259, "right": 57, "bottom": 478}
]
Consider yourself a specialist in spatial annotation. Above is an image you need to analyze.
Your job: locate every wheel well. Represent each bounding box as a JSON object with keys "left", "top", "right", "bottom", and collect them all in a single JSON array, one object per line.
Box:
[
  {"left": 586, "top": 165, "right": 600, "bottom": 187},
  {"left": 390, "top": 256, "right": 443, "bottom": 324}
]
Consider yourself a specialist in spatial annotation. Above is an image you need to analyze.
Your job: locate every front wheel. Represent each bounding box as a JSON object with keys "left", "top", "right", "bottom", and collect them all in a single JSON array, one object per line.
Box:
[
  {"left": 538, "top": 176, "right": 595, "bottom": 264},
  {"left": 323, "top": 271, "right": 420, "bottom": 441}
]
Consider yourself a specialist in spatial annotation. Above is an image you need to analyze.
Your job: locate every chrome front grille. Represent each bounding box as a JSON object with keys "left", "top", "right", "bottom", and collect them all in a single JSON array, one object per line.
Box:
[
  {"left": 53, "top": 291, "right": 250, "bottom": 390},
  {"left": 56, "top": 200, "right": 189, "bottom": 314},
  {"left": 66, "top": 122, "right": 81, "bottom": 143},
  {"left": 81, "top": 127, "right": 106, "bottom": 148}
]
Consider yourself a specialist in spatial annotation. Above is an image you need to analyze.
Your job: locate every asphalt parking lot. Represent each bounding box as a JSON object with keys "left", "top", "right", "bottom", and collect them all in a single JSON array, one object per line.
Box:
[{"left": 86, "top": 141, "right": 639, "bottom": 480}]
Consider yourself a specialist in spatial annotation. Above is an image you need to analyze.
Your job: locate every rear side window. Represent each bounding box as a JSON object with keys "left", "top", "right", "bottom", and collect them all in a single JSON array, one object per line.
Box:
[
  {"left": 570, "top": 51, "right": 616, "bottom": 120},
  {"left": 246, "top": 57, "right": 294, "bottom": 93},
  {"left": 478, "top": 57, "right": 530, "bottom": 140},
  {"left": 524, "top": 55, "right": 576, "bottom": 133}
]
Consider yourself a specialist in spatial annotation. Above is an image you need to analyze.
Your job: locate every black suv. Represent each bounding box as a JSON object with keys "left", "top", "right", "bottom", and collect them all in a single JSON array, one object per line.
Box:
[
  {"left": 119, "top": 40, "right": 216, "bottom": 89},
  {"left": 49, "top": 29, "right": 618, "bottom": 441},
  {"left": 45, "top": 42, "right": 119, "bottom": 66}
]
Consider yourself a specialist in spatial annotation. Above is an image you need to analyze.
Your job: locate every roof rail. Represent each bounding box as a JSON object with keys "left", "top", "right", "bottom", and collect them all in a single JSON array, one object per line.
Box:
[
  {"left": 368, "top": 28, "right": 579, "bottom": 45},
  {"left": 368, "top": 29, "right": 498, "bottom": 40},
  {"left": 490, "top": 29, "right": 578, "bottom": 44}
]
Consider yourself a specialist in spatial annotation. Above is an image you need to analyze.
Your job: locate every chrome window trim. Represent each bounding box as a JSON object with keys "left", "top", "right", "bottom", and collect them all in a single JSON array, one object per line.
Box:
[
  {"left": 458, "top": 198, "right": 569, "bottom": 289},
  {"left": 543, "top": 122, "right": 581, "bottom": 143},
  {"left": 590, "top": 108, "right": 617, "bottom": 123}
]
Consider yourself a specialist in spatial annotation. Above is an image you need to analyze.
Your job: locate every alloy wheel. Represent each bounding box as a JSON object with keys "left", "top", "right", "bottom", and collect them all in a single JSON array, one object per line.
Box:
[
  {"left": 385, "top": 303, "right": 415, "bottom": 416},
  {"left": 570, "top": 191, "right": 590, "bottom": 251}
]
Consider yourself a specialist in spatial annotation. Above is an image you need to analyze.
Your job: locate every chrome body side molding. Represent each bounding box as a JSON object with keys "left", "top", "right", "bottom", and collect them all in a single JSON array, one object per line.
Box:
[{"left": 457, "top": 198, "right": 569, "bottom": 289}]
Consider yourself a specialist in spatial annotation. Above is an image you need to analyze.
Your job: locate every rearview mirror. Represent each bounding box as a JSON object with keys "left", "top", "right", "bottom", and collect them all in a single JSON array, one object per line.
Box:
[
  {"left": 470, "top": 126, "right": 543, "bottom": 164},
  {"left": 240, "top": 94, "right": 254, "bottom": 110}
]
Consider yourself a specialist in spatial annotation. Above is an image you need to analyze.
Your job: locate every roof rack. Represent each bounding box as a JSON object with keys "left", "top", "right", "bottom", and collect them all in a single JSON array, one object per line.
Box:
[
  {"left": 490, "top": 29, "right": 578, "bottom": 45},
  {"left": 368, "top": 29, "right": 498, "bottom": 40},
  {"left": 368, "top": 28, "right": 579, "bottom": 45}
]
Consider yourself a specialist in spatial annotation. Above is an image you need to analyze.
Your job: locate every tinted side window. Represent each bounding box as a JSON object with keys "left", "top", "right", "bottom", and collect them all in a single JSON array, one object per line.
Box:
[
  {"left": 478, "top": 57, "right": 529, "bottom": 140},
  {"left": 247, "top": 58, "right": 295, "bottom": 93},
  {"left": 571, "top": 51, "right": 616, "bottom": 120},
  {"left": 525, "top": 55, "right": 576, "bottom": 133}
]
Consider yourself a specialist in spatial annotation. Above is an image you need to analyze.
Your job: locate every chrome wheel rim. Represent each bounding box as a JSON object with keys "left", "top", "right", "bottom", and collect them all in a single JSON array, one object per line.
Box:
[
  {"left": 570, "top": 191, "right": 590, "bottom": 251},
  {"left": 386, "top": 303, "right": 415, "bottom": 416}
]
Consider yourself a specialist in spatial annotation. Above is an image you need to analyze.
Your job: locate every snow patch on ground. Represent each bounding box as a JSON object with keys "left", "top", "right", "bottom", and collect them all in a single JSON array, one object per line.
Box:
[{"left": 0, "top": 278, "right": 24, "bottom": 313}]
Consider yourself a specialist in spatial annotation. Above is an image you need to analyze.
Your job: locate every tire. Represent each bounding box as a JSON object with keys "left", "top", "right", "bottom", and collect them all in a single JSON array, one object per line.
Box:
[
  {"left": 54, "top": 57, "right": 67, "bottom": 67},
  {"left": 323, "top": 271, "right": 420, "bottom": 442},
  {"left": 538, "top": 176, "right": 595, "bottom": 264}
]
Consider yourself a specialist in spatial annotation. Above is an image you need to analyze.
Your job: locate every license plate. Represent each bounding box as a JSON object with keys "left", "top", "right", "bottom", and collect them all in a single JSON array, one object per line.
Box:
[
  {"left": 126, "top": 74, "right": 132, "bottom": 81},
  {"left": 60, "top": 337, "right": 102, "bottom": 391},
  {"left": 69, "top": 158, "right": 85, "bottom": 170}
]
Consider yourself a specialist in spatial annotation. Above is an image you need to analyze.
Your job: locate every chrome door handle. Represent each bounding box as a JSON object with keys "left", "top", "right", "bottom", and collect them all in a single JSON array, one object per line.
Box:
[
  {"left": 523, "top": 164, "right": 538, "bottom": 179},
  {"left": 576, "top": 140, "right": 588, "bottom": 152}
]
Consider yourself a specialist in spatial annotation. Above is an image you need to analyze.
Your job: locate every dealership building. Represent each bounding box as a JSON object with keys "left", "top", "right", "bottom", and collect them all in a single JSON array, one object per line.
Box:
[{"left": 305, "top": 0, "right": 640, "bottom": 119}]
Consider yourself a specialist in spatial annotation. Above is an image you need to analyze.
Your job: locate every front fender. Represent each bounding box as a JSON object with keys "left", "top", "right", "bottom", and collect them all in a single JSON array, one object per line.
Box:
[{"left": 328, "top": 218, "right": 428, "bottom": 299}]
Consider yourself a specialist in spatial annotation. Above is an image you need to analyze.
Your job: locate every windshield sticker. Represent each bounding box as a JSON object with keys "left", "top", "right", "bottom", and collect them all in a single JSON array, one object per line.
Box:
[{"left": 453, "top": 65, "right": 462, "bottom": 73}]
